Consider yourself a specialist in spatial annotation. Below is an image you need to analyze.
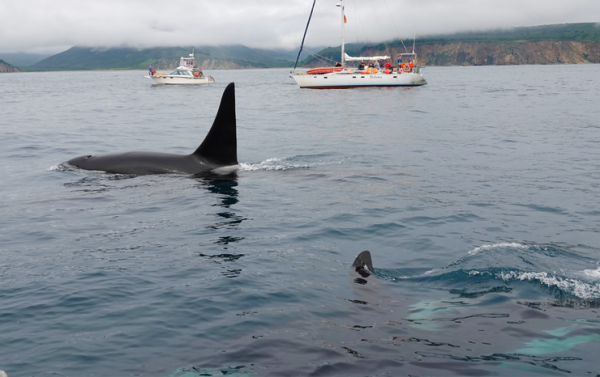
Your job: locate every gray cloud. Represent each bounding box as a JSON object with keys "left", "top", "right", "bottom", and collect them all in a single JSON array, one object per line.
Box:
[{"left": 0, "top": 0, "right": 599, "bottom": 54}]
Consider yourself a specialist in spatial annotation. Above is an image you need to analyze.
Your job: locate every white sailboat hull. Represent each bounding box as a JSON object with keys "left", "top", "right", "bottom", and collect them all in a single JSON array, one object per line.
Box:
[
  {"left": 292, "top": 71, "right": 426, "bottom": 89},
  {"left": 292, "top": 0, "right": 427, "bottom": 89}
]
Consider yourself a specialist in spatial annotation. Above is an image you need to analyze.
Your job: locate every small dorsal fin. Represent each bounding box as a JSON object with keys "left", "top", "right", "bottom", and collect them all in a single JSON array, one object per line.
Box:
[
  {"left": 194, "top": 82, "right": 238, "bottom": 165},
  {"left": 352, "top": 250, "right": 374, "bottom": 275}
]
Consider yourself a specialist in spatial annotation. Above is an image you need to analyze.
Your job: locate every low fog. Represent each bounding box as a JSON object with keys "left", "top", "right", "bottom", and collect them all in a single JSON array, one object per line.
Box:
[{"left": 1, "top": 0, "right": 599, "bottom": 54}]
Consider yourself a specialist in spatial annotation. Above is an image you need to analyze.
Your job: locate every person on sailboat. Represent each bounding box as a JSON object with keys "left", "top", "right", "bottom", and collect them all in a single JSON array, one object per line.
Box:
[
  {"left": 334, "top": 61, "right": 342, "bottom": 67},
  {"left": 358, "top": 60, "right": 366, "bottom": 70},
  {"left": 385, "top": 60, "right": 392, "bottom": 74},
  {"left": 367, "top": 62, "right": 375, "bottom": 74}
]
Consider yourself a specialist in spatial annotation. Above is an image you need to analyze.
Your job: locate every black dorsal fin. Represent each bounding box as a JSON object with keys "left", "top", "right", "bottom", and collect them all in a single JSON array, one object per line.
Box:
[
  {"left": 352, "top": 250, "right": 374, "bottom": 275},
  {"left": 194, "top": 82, "right": 238, "bottom": 165}
]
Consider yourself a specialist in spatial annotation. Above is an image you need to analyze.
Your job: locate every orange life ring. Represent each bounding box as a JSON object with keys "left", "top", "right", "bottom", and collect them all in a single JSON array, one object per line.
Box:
[{"left": 155, "top": 73, "right": 162, "bottom": 78}]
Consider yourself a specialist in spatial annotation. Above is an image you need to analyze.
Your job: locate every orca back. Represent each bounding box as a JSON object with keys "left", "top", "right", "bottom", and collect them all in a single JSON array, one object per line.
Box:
[{"left": 194, "top": 82, "right": 238, "bottom": 166}]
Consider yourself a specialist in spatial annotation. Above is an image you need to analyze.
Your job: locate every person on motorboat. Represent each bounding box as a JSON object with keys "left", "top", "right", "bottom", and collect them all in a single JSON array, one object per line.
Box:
[
  {"left": 192, "top": 66, "right": 204, "bottom": 78},
  {"left": 148, "top": 65, "right": 154, "bottom": 76}
]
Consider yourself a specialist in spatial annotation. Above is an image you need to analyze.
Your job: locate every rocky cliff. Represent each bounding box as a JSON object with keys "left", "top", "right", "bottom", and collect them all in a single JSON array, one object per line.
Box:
[
  {"left": 358, "top": 41, "right": 600, "bottom": 66},
  {"left": 0, "top": 60, "right": 19, "bottom": 72}
]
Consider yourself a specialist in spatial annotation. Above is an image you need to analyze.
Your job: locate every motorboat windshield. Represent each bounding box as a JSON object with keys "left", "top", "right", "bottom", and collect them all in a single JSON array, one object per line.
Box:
[{"left": 169, "top": 69, "right": 193, "bottom": 76}]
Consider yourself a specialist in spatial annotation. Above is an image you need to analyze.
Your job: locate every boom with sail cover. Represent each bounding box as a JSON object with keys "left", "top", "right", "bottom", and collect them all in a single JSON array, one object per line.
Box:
[{"left": 344, "top": 53, "right": 390, "bottom": 62}]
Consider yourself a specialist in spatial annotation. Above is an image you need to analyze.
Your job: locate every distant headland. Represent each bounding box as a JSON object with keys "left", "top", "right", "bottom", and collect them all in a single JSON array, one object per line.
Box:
[{"left": 0, "top": 59, "right": 19, "bottom": 73}]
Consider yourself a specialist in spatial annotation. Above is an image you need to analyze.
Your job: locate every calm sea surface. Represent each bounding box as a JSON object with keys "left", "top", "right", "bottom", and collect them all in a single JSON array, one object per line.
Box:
[{"left": 1, "top": 65, "right": 600, "bottom": 376}]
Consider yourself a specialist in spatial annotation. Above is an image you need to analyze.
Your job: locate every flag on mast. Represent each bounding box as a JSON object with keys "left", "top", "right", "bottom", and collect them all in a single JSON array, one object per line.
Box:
[{"left": 344, "top": 15, "right": 347, "bottom": 23}]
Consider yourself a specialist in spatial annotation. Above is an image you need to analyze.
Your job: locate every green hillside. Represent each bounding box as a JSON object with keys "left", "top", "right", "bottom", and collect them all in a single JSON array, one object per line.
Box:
[
  {"left": 302, "top": 22, "right": 600, "bottom": 66},
  {"left": 22, "top": 23, "right": 600, "bottom": 70},
  {"left": 400, "top": 22, "right": 600, "bottom": 47},
  {"left": 28, "top": 45, "right": 309, "bottom": 71}
]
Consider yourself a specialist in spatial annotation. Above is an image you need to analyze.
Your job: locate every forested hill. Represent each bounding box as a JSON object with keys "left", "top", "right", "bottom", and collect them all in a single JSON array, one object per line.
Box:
[
  {"left": 28, "top": 45, "right": 309, "bottom": 71},
  {"left": 420, "top": 22, "right": 600, "bottom": 45},
  {"left": 302, "top": 22, "right": 600, "bottom": 67},
  {"left": 19, "top": 22, "right": 600, "bottom": 71}
]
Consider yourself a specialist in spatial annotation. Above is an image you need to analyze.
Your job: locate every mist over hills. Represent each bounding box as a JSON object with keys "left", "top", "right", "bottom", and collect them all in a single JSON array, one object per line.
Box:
[
  {"left": 4, "top": 23, "right": 599, "bottom": 71},
  {"left": 302, "top": 22, "right": 600, "bottom": 66},
  {"left": 300, "top": 22, "right": 600, "bottom": 67},
  {"left": 0, "top": 53, "right": 52, "bottom": 68}
]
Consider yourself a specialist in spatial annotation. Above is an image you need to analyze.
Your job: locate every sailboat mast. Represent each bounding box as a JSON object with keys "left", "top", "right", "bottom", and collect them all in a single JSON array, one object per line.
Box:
[{"left": 340, "top": 0, "right": 345, "bottom": 68}]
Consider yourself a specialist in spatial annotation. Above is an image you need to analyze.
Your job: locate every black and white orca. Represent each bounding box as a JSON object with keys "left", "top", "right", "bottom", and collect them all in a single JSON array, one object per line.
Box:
[{"left": 68, "top": 83, "right": 238, "bottom": 175}]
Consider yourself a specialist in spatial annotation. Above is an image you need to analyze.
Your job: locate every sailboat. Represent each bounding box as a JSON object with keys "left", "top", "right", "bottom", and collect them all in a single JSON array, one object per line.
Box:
[{"left": 291, "top": 0, "right": 427, "bottom": 89}]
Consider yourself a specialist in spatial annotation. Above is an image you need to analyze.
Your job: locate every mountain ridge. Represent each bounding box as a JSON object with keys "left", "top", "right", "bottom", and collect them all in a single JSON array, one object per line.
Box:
[
  {"left": 26, "top": 45, "right": 311, "bottom": 71},
  {"left": 12, "top": 22, "right": 600, "bottom": 71},
  {"left": 301, "top": 22, "right": 600, "bottom": 67}
]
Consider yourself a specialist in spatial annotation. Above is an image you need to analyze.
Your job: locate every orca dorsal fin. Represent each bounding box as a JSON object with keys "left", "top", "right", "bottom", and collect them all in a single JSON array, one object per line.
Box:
[
  {"left": 194, "top": 82, "right": 238, "bottom": 165},
  {"left": 352, "top": 250, "right": 374, "bottom": 276}
]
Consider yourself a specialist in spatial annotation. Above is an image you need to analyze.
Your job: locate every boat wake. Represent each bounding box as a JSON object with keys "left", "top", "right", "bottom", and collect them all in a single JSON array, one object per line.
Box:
[
  {"left": 239, "top": 154, "right": 346, "bottom": 172},
  {"left": 379, "top": 243, "right": 600, "bottom": 302}
]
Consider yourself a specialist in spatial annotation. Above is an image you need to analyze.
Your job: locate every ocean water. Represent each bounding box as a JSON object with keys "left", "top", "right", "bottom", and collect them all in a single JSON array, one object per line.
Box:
[{"left": 1, "top": 65, "right": 600, "bottom": 376}]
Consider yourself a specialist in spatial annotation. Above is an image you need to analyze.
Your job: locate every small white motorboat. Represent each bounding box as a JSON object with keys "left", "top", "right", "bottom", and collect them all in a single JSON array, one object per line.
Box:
[{"left": 146, "top": 51, "right": 215, "bottom": 85}]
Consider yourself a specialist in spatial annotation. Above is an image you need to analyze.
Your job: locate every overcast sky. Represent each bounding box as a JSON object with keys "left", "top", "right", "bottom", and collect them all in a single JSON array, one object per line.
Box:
[{"left": 1, "top": 0, "right": 599, "bottom": 54}]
